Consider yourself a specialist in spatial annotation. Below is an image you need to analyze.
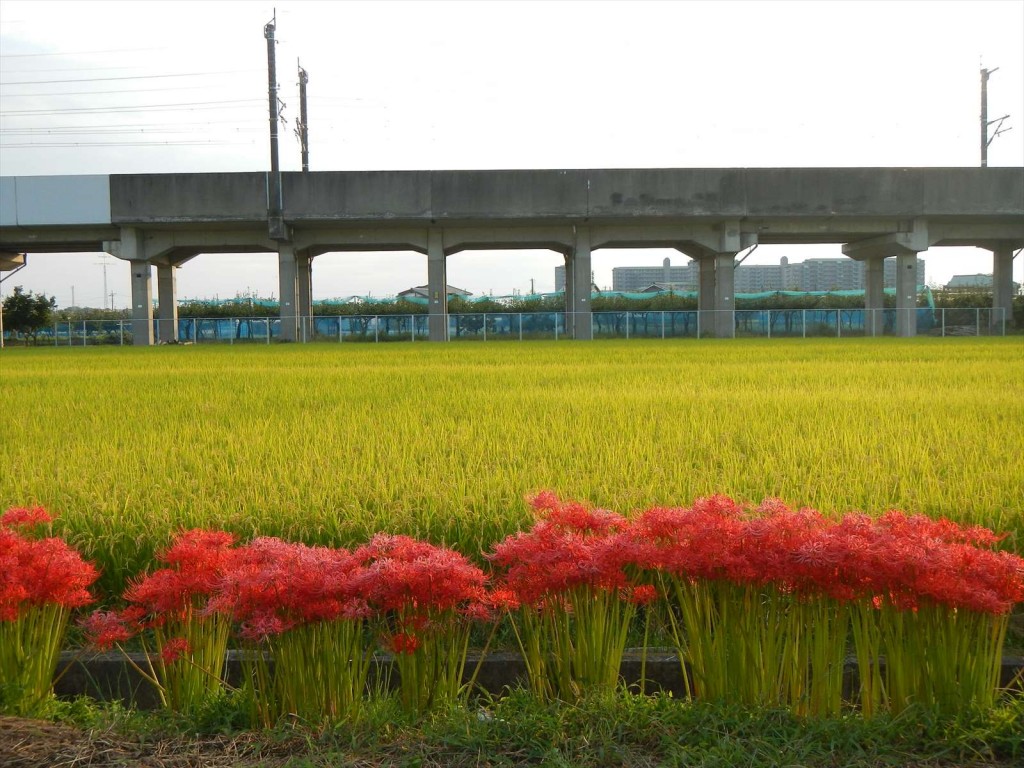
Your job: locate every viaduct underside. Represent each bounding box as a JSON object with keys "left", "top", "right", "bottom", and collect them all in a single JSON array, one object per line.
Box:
[{"left": 1, "top": 168, "right": 1022, "bottom": 343}]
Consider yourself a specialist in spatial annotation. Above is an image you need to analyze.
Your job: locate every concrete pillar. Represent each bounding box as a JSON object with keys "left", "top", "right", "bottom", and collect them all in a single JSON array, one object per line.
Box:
[
  {"left": 115, "top": 228, "right": 153, "bottom": 347},
  {"left": 864, "top": 257, "right": 885, "bottom": 337},
  {"left": 156, "top": 264, "right": 178, "bottom": 343},
  {"left": 563, "top": 252, "right": 575, "bottom": 335},
  {"left": 698, "top": 258, "right": 716, "bottom": 338},
  {"left": 296, "top": 252, "right": 312, "bottom": 341},
  {"left": 714, "top": 253, "right": 735, "bottom": 339},
  {"left": 991, "top": 244, "right": 1015, "bottom": 332},
  {"left": 895, "top": 252, "right": 917, "bottom": 337},
  {"left": 128, "top": 259, "right": 154, "bottom": 346},
  {"left": 570, "top": 227, "right": 593, "bottom": 340},
  {"left": 427, "top": 229, "right": 448, "bottom": 341},
  {"left": 278, "top": 244, "right": 299, "bottom": 342}
]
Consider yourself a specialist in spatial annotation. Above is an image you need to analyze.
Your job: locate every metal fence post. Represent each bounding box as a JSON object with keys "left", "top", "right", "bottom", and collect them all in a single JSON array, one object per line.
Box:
[{"left": 802, "top": 310, "right": 806, "bottom": 338}]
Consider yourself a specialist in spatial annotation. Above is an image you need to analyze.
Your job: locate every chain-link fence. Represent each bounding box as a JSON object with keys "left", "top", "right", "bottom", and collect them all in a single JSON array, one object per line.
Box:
[{"left": 2, "top": 308, "right": 1010, "bottom": 346}]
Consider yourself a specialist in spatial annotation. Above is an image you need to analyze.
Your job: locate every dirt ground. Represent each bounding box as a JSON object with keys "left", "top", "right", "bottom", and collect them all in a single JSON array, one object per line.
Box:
[{"left": 0, "top": 716, "right": 301, "bottom": 768}]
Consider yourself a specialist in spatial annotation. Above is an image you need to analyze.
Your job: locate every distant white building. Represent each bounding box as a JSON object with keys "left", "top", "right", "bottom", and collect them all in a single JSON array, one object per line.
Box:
[
  {"left": 945, "top": 274, "right": 1021, "bottom": 293},
  {"left": 397, "top": 285, "right": 472, "bottom": 300},
  {"left": 558, "top": 256, "right": 927, "bottom": 293}
]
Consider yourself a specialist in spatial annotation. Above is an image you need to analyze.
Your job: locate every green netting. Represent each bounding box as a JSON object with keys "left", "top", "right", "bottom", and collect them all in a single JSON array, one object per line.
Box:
[{"left": 184, "top": 286, "right": 934, "bottom": 309}]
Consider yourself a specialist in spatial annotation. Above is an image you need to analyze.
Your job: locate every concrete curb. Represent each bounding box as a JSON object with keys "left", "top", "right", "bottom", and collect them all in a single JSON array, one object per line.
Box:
[{"left": 54, "top": 651, "right": 1024, "bottom": 710}]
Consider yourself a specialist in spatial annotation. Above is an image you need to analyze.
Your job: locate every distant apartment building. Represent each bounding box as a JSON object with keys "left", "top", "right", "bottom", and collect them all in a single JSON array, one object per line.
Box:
[{"left": 557, "top": 257, "right": 926, "bottom": 293}]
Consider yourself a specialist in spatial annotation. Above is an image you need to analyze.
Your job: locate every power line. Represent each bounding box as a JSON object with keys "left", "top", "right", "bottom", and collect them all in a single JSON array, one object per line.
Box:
[
  {"left": 1, "top": 126, "right": 261, "bottom": 135},
  {"left": 0, "top": 139, "right": 257, "bottom": 148},
  {"left": 0, "top": 46, "right": 173, "bottom": 58},
  {"left": 1, "top": 99, "right": 264, "bottom": 116},
  {"left": 0, "top": 84, "right": 259, "bottom": 98},
  {"left": 0, "top": 119, "right": 262, "bottom": 131},
  {"left": 0, "top": 70, "right": 256, "bottom": 85}
]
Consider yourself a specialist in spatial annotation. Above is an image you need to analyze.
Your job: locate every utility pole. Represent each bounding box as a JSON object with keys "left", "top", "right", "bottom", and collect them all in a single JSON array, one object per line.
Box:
[
  {"left": 981, "top": 66, "right": 1011, "bottom": 167},
  {"left": 297, "top": 60, "right": 309, "bottom": 173},
  {"left": 265, "top": 11, "right": 287, "bottom": 240},
  {"left": 95, "top": 256, "right": 110, "bottom": 309}
]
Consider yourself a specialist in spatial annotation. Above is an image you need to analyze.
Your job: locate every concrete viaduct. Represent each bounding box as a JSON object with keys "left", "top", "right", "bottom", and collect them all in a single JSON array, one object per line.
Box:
[{"left": 1, "top": 167, "right": 1022, "bottom": 344}]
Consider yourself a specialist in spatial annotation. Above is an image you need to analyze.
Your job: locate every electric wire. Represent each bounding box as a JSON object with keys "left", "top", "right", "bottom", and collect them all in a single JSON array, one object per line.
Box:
[{"left": 1, "top": 70, "right": 256, "bottom": 85}]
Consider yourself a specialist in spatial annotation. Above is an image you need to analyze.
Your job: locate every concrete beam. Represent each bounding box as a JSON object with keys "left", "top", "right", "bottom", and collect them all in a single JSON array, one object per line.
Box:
[
  {"left": 156, "top": 265, "right": 179, "bottom": 343},
  {"left": 842, "top": 218, "right": 932, "bottom": 261},
  {"left": 427, "top": 229, "right": 447, "bottom": 342},
  {"left": 294, "top": 227, "right": 430, "bottom": 256},
  {"left": 442, "top": 225, "right": 574, "bottom": 255},
  {"left": 0, "top": 251, "right": 25, "bottom": 271}
]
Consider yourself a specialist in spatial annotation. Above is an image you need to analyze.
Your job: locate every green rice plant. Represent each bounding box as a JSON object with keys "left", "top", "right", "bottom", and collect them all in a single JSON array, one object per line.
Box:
[{"left": 1, "top": 338, "right": 1021, "bottom": 602}]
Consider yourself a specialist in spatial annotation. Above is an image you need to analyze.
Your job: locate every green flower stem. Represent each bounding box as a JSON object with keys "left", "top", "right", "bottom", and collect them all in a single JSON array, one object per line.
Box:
[{"left": 0, "top": 604, "right": 68, "bottom": 716}]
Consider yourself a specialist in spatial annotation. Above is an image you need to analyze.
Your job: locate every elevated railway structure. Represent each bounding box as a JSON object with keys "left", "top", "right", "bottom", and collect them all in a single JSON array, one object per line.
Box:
[{"left": 1, "top": 167, "right": 1021, "bottom": 344}]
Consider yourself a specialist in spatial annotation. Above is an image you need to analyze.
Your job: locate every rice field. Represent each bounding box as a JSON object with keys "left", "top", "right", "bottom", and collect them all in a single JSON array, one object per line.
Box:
[{"left": 1, "top": 337, "right": 1022, "bottom": 595}]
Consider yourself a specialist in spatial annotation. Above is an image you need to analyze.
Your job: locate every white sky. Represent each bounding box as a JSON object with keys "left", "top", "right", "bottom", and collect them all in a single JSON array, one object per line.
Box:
[{"left": 1, "top": 0, "right": 1022, "bottom": 308}]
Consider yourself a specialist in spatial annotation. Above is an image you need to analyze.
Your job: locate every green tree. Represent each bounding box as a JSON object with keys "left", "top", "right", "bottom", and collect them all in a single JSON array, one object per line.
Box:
[{"left": 2, "top": 286, "right": 56, "bottom": 346}]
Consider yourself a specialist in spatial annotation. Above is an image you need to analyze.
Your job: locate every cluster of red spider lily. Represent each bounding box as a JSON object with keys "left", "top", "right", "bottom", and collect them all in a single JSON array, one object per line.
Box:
[
  {"left": 0, "top": 507, "right": 97, "bottom": 622},
  {"left": 488, "top": 490, "right": 656, "bottom": 608},
  {"left": 5, "top": 496, "right": 1024, "bottom": 720},
  {"left": 487, "top": 492, "right": 1024, "bottom": 617},
  {"left": 80, "top": 530, "right": 490, "bottom": 658},
  {"left": 1, "top": 507, "right": 98, "bottom": 716},
  {"left": 630, "top": 495, "right": 1024, "bottom": 614}
]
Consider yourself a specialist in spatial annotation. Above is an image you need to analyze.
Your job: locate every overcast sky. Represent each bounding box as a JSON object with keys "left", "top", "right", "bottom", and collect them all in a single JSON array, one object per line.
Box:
[{"left": 2, "top": 0, "right": 1022, "bottom": 308}]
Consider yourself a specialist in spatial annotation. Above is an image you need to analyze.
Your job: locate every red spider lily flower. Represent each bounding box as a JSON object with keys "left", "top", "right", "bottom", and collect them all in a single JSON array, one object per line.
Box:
[
  {"left": 79, "top": 610, "right": 138, "bottom": 650},
  {"left": 354, "top": 534, "right": 487, "bottom": 617},
  {"left": 489, "top": 493, "right": 647, "bottom": 606},
  {"left": 1, "top": 517, "right": 98, "bottom": 620},
  {"left": 628, "top": 584, "right": 659, "bottom": 605},
  {"left": 160, "top": 637, "right": 192, "bottom": 665},
  {"left": 387, "top": 632, "right": 421, "bottom": 655},
  {"left": 212, "top": 537, "right": 377, "bottom": 638},
  {"left": 1, "top": 506, "right": 53, "bottom": 529},
  {"left": 124, "top": 529, "right": 241, "bottom": 620}
]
